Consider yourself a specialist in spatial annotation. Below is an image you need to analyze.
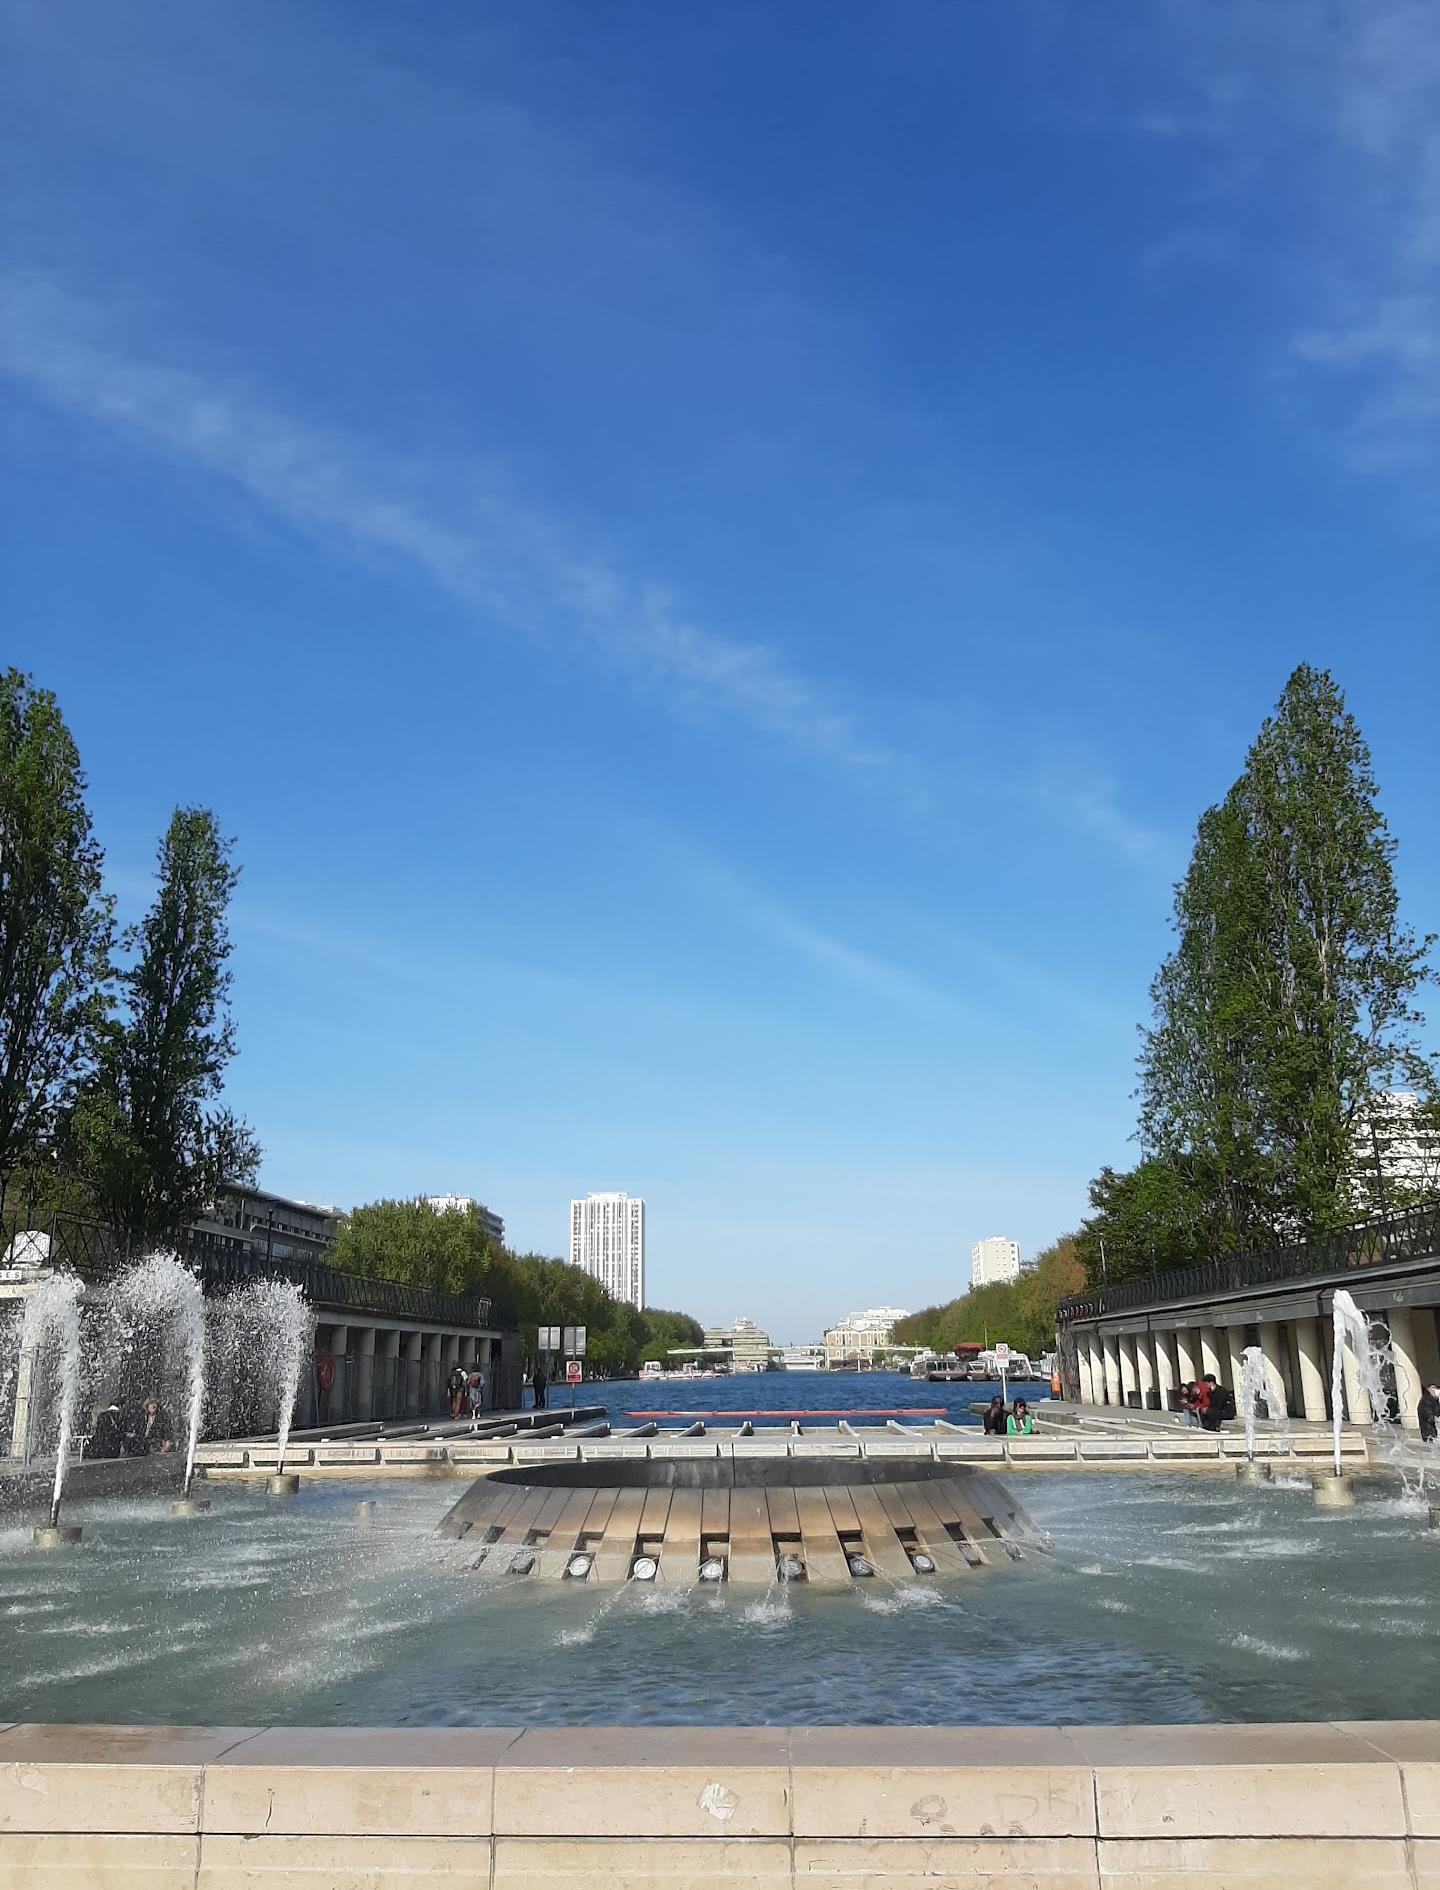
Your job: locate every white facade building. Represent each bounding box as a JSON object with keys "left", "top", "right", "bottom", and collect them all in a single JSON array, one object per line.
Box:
[
  {"left": 822, "top": 1306, "right": 909, "bottom": 1368},
  {"left": 422, "top": 1195, "right": 505, "bottom": 1246},
  {"left": 569, "top": 1192, "right": 646, "bottom": 1308},
  {"left": 970, "top": 1236, "right": 1022, "bottom": 1287}
]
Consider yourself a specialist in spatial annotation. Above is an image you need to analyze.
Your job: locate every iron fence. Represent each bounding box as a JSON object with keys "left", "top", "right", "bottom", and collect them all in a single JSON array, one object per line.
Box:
[
  {"left": 1057, "top": 1196, "right": 1440, "bottom": 1325},
  {"left": 1, "top": 1198, "right": 494, "bottom": 1330}
]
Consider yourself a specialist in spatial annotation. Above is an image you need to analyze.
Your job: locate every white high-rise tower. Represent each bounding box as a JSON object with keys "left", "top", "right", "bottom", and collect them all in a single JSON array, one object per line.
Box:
[
  {"left": 970, "top": 1236, "right": 1022, "bottom": 1287},
  {"left": 569, "top": 1192, "right": 646, "bottom": 1308}
]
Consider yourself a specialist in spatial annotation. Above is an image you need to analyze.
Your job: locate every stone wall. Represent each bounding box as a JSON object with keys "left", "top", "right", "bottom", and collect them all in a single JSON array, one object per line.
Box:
[{"left": 0, "top": 1720, "right": 1435, "bottom": 1886}]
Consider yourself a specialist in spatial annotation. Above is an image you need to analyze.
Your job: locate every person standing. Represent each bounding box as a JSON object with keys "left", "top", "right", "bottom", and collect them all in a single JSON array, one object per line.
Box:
[
  {"left": 531, "top": 1357, "right": 548, "bottom": 1411},
  {"left": 447, "top": 1363, "right": 469, "bottom": 1419},
  {"left": 467, "top": 1364, "right": 487, "bottom": 1430}
]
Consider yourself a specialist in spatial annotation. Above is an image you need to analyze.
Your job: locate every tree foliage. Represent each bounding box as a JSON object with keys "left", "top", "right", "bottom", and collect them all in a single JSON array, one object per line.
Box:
[
  {"left": 1085, "top": 665, "right": 1436, "bottom": 1287},
  {"left": 0, "top": 670, "right": 113, "bottom": 1197},
  {"left": 893, "top": 1235, "right": 1084, "bottom": 1358},
  {"left": 330, "top": 1197, "right": 704, "bottom": 1374},
  {"left": 75, "top": 808, "right": 259, "bottom": 1247}
]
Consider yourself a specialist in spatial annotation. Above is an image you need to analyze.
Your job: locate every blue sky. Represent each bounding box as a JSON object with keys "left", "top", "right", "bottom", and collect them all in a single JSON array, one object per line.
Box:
[{"left": 3, "top": 1, "right": 1437, "bottom": 1338}]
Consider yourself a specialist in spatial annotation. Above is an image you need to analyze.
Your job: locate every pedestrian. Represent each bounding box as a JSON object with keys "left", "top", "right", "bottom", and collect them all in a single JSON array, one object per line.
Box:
[
  {"left": 531, "top": 1357, "right": 548, "bottom": 1411},
  {"left": 1419, "top": 1381, "right": 1440, "bottom": 1444},
  {"left": 982, "top": 1394, "right": 1008, "bottom": 1436},
  {"left": 1006, "top": 1398, "right": 1034, "bottom": 1437},
  {"left": 467, "top": 1364, "right": 486, "bottom": 1430},
  {"left": 1185, "top": 1379, "right": 1210, "bottom": 1428},
  {"left": 1199, "top": 1372, "right": 1235, "bottom": 1431},
  {"left": 447, "top": 1363, "right": 469, "bottom": 1419}
]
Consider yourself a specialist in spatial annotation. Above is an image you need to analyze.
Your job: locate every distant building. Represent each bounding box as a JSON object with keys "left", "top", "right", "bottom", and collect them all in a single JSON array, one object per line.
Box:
[
  {"left": 423, "top": 1195, "right": 505, "bottom": 1246},
  {"left": 197, "top": 1185, "right": 343, "bottom": 1264},
  {"left": 569, "top": 1192, "right": 646, "bottom": 1308},
  {"left": 823, "top": 1306, "right": 909, "bottom": 1368},
  {"left": 1351, "top": 1092, "right": 1440, "bottom": 1212},
  {"left": 970, "top": 1236, "right": 1022, "bottom": 1286},
  {"left": 701, "top": 1316, "right": 774, "bottom": 1370}
]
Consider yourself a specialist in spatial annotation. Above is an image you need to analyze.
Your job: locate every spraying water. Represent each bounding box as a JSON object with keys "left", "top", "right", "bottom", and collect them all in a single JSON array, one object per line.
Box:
[
  {"left": 16, "top": 1273, "right": 85, "bottom": 1526},
  {"left": 1239, "top": 1344, "right": 1292, "bottom": 1461},
  {"left": 1330, "top": 1289, "right": 1392, "bottom": 1476},
  {"left": 106, "top": 1255, "right": 207, "bottom": 1496},
  {"left": 220, "top": 1279, "right": 313, "bottom": 1471}
]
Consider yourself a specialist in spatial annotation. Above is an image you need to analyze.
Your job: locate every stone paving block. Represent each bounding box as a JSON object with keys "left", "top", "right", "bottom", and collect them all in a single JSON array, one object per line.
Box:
[
  {"left": 730, "top": 1436, "right": 790, "bottom": 1456},
  {"left": 377, "top": 1444, "right": 447, "bottom": 1463},
  {"left": 197, "top": 1831, "right": 492, "bottom": 1887},
  {"left": 494, "top": 1728, "right": 792, "bottom": 1838},
  {"left": 790, "top": 1728, "right": 1094, "bottom": 1838},
  {"left": 793, "top": 1835, "right": 1100, "bottom": 1887},
  {"left": 1077, "top": 1441, "right": 1150, "bottom": 1459},
  {"left": 648, "top": 1442, "right": 720, "bottom": 1459},
  {"left": 856, "top": 1436, "right": 934, "bottom": 1458},
  {"left": 201, "top": 1727, "right": 522, "bottom": 1836},
  {"left": 1092, "top": 1760, "right": 1404, "bottom": 1839},
  {"left": 1005, "top": 1440, "right": 1078, "bottom": 1460},
  {"left": 1147, "top": 1439, "right": 1221, "bottom": 1458},
  {"left": 448, "top": 1444, "right": 513, "bottom": 1462},
  {"left": 1096, "top": 1835, "right": 1412, "bottom": 1887},
  {"left": 934, "top": 1438, "right": 1006, "bottom": 1460},
  {"left": 0, "top": 1725, "right": 257, "bottom": 1833},
  {"left": 492, "top": 1835, "right": 792, "bottom": 1888},
  {"left": 1416, "top": 1839, "right": 1440, "bottom": 1888},
  {"left": 313, "top": 1445, "right": 381, "bottom": 1464},
  {"left": 0, "top": 1831, "right": 201, "bottom": 1887},
  {"left": 243, "top": 1448, "right": 314, "bottom": 1468}
]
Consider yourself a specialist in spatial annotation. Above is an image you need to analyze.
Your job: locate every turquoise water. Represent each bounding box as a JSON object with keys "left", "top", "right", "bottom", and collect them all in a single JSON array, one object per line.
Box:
[{"left": 1, "top": 1465, "right": 1433, "bottom": 1727}]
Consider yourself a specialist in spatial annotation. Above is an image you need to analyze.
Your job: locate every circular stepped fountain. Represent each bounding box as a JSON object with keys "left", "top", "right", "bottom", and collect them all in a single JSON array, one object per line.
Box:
[{"left": 438, "top": 1452, "right": 1045, "bottom": 1583}]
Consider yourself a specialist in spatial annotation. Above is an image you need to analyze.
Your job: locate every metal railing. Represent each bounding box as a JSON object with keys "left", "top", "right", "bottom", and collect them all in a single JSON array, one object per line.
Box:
[
  {"left": 1, "top": 1201, "right": 494, "bottom": 1331},
  {"left": 1057, "top": 1196, "right": 1440, "bottom": 1325}
]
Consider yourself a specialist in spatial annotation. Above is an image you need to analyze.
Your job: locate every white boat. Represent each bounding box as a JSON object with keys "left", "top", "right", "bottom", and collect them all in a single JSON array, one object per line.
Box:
[{"left": 780, "top": 1345, "right": 824, "bottom": 1372}]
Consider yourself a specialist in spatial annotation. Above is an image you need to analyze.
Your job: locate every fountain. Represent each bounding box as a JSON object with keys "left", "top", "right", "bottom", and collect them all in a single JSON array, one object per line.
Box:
[
  {"left": 105, "top": 1254, "right": 211, "bottom": 1515},
  {"left": 208, "top": 1277, "right": 312, "bottom": 1493},
  {"left": 1320, "top": 1288, "right": 1396, "bottom": 1506},
  {"left": 1236, "top": 1343, "right": 1291, "bottom": 1483},
  {"left": 19, "top": 1272, "right": 85, "bottom": 1546}
]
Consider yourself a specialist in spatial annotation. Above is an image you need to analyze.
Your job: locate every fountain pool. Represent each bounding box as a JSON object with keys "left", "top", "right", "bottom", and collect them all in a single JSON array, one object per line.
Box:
[{"left": 1, "top": 1468, "right": 1433, "bottom": 1729}]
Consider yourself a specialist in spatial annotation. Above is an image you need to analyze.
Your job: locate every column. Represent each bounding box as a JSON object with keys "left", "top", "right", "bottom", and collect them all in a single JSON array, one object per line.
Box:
[
  {"left": 403, "top": 1330, "right": 422, "bottom": 1416},
  {"left": 1387, "top": 1308, "right": 1422, "bottom": 1432},
  {"left": 1407, "top": 1305, "right": 1440, "bottom": 1394},
  {"left": 478, "top": 1336, "right": 494, "bottom": 1410},
  {"left": 1075, "top": 1336, "right": 1094, "bottom": 1404},
  {"left": 1153, "top": 1331, "right": 1176, "bottom": 1410},
  {"left": 1342, "top": 1334, "right": 1370, "bottom": 1424},
  {"left": 1136, "top": 1335, "right": 1157, "bottom": 1409},
  {"left": 1199, "top": 1326, "right": 1222, "bottom": 1381},
  {"left": 1119, "top": 1336, "right": 1138, "bottom": 1406},
  {"left": 9, "top": 1341, "right": 37, "bottom": 1464},
  {"left": 328, "top": 1325, "right": 349, "bottom": 1423},
  {"left": 1102, "top": 1333, "right": 1122, "bottom": 1406},
  {"left": 1175, "top": 1327, "right": 1198, "bottom": 1387},
  {"left": 1087, "top": 1334, "right": 1105, "bottom": 1404},
  {"left": 1223, "top": 1326, "right": 1247, "bottom": 1398},
  {"left": 1258, "top": 1323, "right": 1289, "bottom": 1420},
  {"left": 1292, "top": 1317, "right": 1328, "bottom": 1422},
  {"left": 353, "top": 1328, "right": 377, "bottom": 1422}
]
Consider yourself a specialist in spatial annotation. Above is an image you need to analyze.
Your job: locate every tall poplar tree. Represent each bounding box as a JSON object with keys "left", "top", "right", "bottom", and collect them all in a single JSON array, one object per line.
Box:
[
  {"left": 0, "top": 670, "right": 113, "bottom": 1204},
  {"left": 77, "top": 807, "right": 259, "bottom": 1248},
  {"left": 1138, "top": 664, "right": 1435, "bottom": 1252}
]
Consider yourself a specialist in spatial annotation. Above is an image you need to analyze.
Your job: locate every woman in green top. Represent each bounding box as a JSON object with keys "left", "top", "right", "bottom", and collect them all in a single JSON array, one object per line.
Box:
[{"left": 1006, "top": 1398, "right": 1034, "bottom": 1436}]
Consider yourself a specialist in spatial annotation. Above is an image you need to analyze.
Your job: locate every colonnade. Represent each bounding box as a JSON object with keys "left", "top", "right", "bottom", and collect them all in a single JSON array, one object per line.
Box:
[
  {"left": 1074, "top": 1302, "right": 1440, "bottom": 1432},
  {"left": 300, "top": 1320, "right": 513, "bottom": 1430}
]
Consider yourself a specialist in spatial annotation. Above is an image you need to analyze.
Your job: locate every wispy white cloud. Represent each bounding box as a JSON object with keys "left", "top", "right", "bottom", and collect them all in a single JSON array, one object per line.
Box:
[
  {"left": 0, "top": 271, "right": 888, "bottom": 772},
  {"left": 1118, "top": 0, "right": 1440, "bottom": 486}
]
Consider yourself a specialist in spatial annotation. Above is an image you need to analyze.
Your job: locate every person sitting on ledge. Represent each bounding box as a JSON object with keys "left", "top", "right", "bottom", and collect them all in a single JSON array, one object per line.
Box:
[
  {"left": 982, "top": 1394, "right": 1008, "bottom": 1435},
  {"left": 139, "top": 1395, "right": 174, "bottom": 1454},
  {"left": 1006, "top": 1398, "right": 1034, "bottom": 1436},
  {"left": 1199, "top": 1372, "right": 1236, "bottom": 1430},
  {"left": 1419, "top": 1381, "right": 1439, "bottom": 1444},
  {"left": 88, "top": 1403, "right": 125, "bottom": 1458}
]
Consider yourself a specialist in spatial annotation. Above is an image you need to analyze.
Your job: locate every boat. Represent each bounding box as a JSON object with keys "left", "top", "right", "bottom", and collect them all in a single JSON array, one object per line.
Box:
[{"left": 780, "top": 1345, "right": 824, "bottom": 1372}]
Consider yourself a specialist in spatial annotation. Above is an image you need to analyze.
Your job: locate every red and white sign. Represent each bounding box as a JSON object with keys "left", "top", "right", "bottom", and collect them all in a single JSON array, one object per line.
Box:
[
  {"left": 994, "top": 1344, "right": 1011, "bottom": 1370},
  {"left": 565, "top": 1359, "right": 583, "bottom": 1385}
]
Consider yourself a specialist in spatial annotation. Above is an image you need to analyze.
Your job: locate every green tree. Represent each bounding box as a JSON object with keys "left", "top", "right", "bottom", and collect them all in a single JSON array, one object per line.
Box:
[
  {"left": 893, "top": 1235, "right": 1085, "bottom": 1360},
  {"left": 1123, "top": 664, "right": 1435, "bottom": 1279},
  {"left": 330, "top": 1197, "right": 495, "bottom": 1296},
  {"left": 76, "top": 807, "right": 258, "bottom": 1247},
  {"left": 0, "top": 671, "right": 113, "bottom": 1204}
]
